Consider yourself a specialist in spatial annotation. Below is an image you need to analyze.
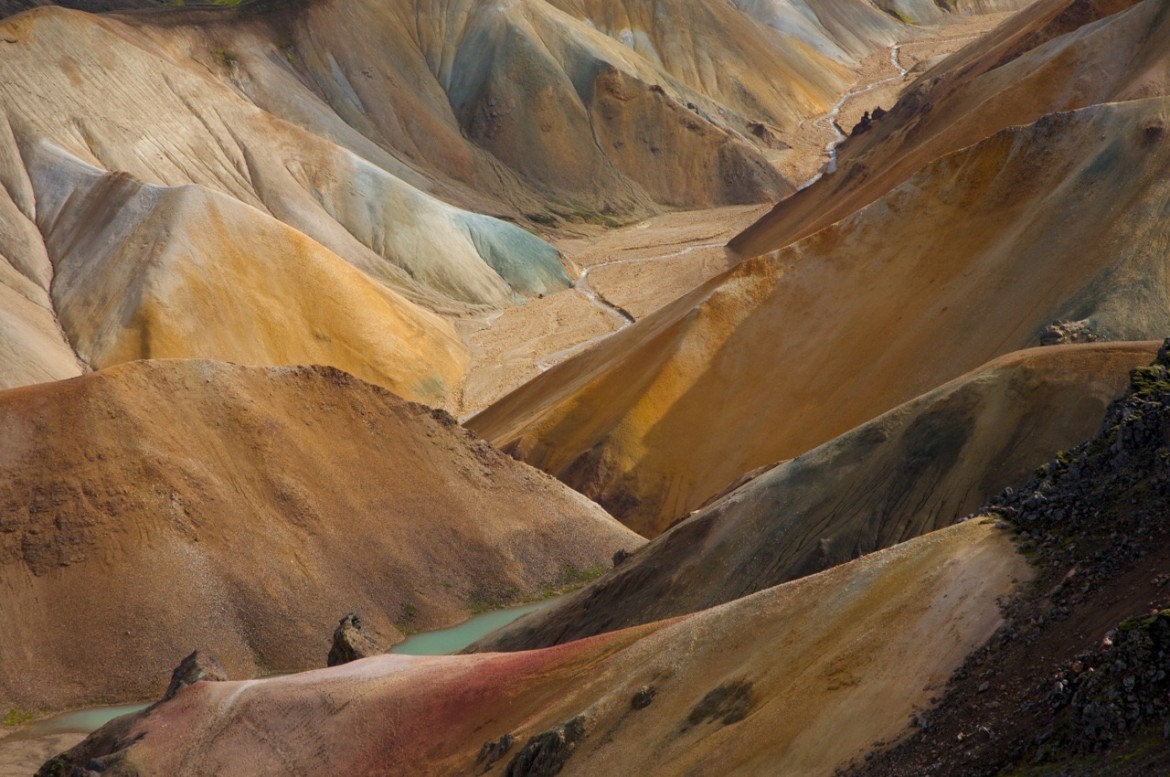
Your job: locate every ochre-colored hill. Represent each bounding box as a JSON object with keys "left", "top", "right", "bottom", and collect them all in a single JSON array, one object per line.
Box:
[
  {"left": 470, "top": 96, "right": 1170, "bottom": 536},
  {"left": 32, "top": 143, "right": 469, "bottom": 406},
  {"left": 47, "top": 520, "right": 1028, "bottom": 777},
  {"left": 0, "top": 360, "right": 642, "bottom": 711},
  {"left": 476, "top": 342, "right": 1154, "bottom": 651}
]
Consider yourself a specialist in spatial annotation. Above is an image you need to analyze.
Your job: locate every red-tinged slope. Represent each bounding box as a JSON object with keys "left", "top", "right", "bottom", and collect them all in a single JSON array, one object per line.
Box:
[{"left": 46, "top": 520, "right": 1029, "bottom": 777}]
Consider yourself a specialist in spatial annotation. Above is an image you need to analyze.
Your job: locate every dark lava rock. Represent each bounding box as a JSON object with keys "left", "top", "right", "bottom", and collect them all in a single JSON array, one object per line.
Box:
[
  {"left": 1040, "top": 610, "right": 1170, "bottom": 755},
  {"left": 685, "top": 679, "right": 755, "bottom": 729},
  {"left": 853, "top": 341, "right": 1170, "bottom": 775},
  {"left": 476, "top": 733, "right": 515, "bottom": 773},
  {"left": 327, "top": 613, "right": 381, "bottom": 667},
  {"left": 163, "top": 650, "right": 227, "bottom": 701},
  {"left": 631, "top": 685, "right": 657, "bottom": 710},
  {"left": 504, "top": 715, "right": 586, "bottom": 777}
]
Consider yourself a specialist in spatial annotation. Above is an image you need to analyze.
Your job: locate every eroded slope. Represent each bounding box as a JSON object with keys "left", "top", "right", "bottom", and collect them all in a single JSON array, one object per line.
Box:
[
  {"left": 476, "top": 343, "right": 1155, "bottom": 651},
  {"left": 0, "top": 360, "right": 642, "bottom": 711},
  {"left": 471, "top": 95, "right": 1170, "bottom": 536}
]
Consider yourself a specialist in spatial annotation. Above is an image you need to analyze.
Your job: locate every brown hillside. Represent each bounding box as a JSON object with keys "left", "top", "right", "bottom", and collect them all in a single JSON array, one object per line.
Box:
[
  {"left": 731, "top": 0, "right": 1159, "bottom": 258},
  {"left": 470, "top": 96, "right": 1170, "bottom": 536},
  {"left": 0, "top": 360, "right": 642, "bottom": 711},
  {"left": 475, "top": 342, "right": 1156, "bottom": 651}
]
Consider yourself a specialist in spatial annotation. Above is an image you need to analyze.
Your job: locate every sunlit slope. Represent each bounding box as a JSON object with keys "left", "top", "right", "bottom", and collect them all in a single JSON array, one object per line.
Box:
[
  {"left": 0, "top": 361, "right": 642, "bottom": 711},
  {"left": 732, "top": 0, "right": 1162, "bottom": 257},
  {"left": 51, "top": 520, "right": 1028, "bottom": 777},
  {"left": 29, "top": 142, "right": 468, "bottom": 405},
  {"left": 477, "top": 343, "right": 1153, "bottom": 650},
  {"left": 471, "top": 98, "right": 1170, "bottom": 536},
  {"left": 194, "top": 0, "right": 846, "bottom": 215}
]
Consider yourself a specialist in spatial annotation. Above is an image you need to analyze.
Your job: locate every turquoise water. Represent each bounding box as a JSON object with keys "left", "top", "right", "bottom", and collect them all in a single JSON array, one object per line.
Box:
[
  {"left": 16, "top": 704, "right": 150, "bottom": 738},
  {"left": 390, "top": 599, "right": 556, "bottom": 656},
  {"left": 9, "top": 601, "right": 555, "bottom": 740}
]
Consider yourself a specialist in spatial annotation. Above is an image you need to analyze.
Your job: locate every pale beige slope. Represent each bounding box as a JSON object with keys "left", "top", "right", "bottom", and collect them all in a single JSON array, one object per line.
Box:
[
  {"left": 0, "top": 130, "right": 84, "bottom": 388},
  {"left": 732, "top": 0, "right": 1157, "bottom": 257},
  {"left": 728, "top": 0, "right": 908, "bottom": 63},
  {"left": 0, "top": 6, "right": 567, "bottom": 313},
  {"left": 29, "top": 140, "right": 467, "bottom": 406},
  {"left": 0, "top": 360, "right": 643, "bottom": 712},
  {"left": 0, "top": 274, "right": 80, "bottom": 390},
  {"left": 477, "top": 342, "right": 1153, "bottom": 651},
  {"left": 116, "top": 0, "right": 818, "bottom": 217},
  {"left": 470, "top": 97, "right": 1170, "bottom": 537},
  {"left": 50, "top": 519, "right": 1027, "bottom": 777}
]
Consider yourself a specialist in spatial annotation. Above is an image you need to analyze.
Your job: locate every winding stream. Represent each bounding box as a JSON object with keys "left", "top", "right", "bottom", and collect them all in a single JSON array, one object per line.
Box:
[
  {"left": 538, "top": 240, "right": 728, "bottom": 371},
  {"left": 798, "top": 43, "right": 909, "bottom": 191}
]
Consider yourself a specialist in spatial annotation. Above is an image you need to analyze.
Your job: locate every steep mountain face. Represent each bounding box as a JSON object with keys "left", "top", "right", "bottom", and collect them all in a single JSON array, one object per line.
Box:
[
  {"left": 474, "top": 343, "right": 1155, "bottom": 651},
  {"left": 42, "top": 520, "right": 1028, "bottom": 777},
  {"left": 0, "top": 360, "right": 642, "bottom": 711},
  {"left": 730, "top": 0, "right": 905, "bottom": 62},
  {"left": 469, "top": 10, "right": 1170, "bottom": 535}
]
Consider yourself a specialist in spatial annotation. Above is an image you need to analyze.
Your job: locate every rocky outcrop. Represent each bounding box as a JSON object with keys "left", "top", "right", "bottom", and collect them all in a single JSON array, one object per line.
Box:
[
  {"left": 503, "top": 716, "right": 586, "bottom": 777},
  {"left": 164, "top": 651, "right": 228, "bottom": 701},
  {"left": 326, "top": 614, "right": 381, "bottom": 667},
  {"left": 1042, "top": 610, "right": 1170, "bottom": 757},
  {"left": 475, "top": 733, "right": 515, "bottom": 774},
  {"left": 1040, "top": 319, "right": 1099, "bottom": 346},
  {"left": 987, "top": 339, "right": 1170, "bottom": 573}
]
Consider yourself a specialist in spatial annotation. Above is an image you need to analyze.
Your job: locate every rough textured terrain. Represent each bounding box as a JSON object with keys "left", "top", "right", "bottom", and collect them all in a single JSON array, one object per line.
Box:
[
  {"left": 850, "top": 342, "right": 1170, "bottom": 774},
  {"left": 0, "top": 360, "right": 641, "bottom": 711}
]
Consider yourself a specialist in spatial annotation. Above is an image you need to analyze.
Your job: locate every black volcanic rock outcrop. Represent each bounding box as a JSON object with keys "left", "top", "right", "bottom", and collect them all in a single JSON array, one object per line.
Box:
[
  {"left": 856, "top": 342, "right": 1170, "bottom": 775},
  {"left": 164, "top": 651, "right": 228, "bottom": 701},
  {"left": 327, "top": 614, "right": 381, "bottom": 667}
]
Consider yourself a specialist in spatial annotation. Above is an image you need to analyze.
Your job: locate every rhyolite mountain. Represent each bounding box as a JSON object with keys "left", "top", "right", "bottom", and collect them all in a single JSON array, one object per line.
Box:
[
  {"left": 469, "top": 0, "right": 1170, "bottom": 536},
  {"left": 0, "top": 0, "right": 978, "bottom": 404},
  {"left": 13, "top": 0, "right": 1170, "bottom": 775}
]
